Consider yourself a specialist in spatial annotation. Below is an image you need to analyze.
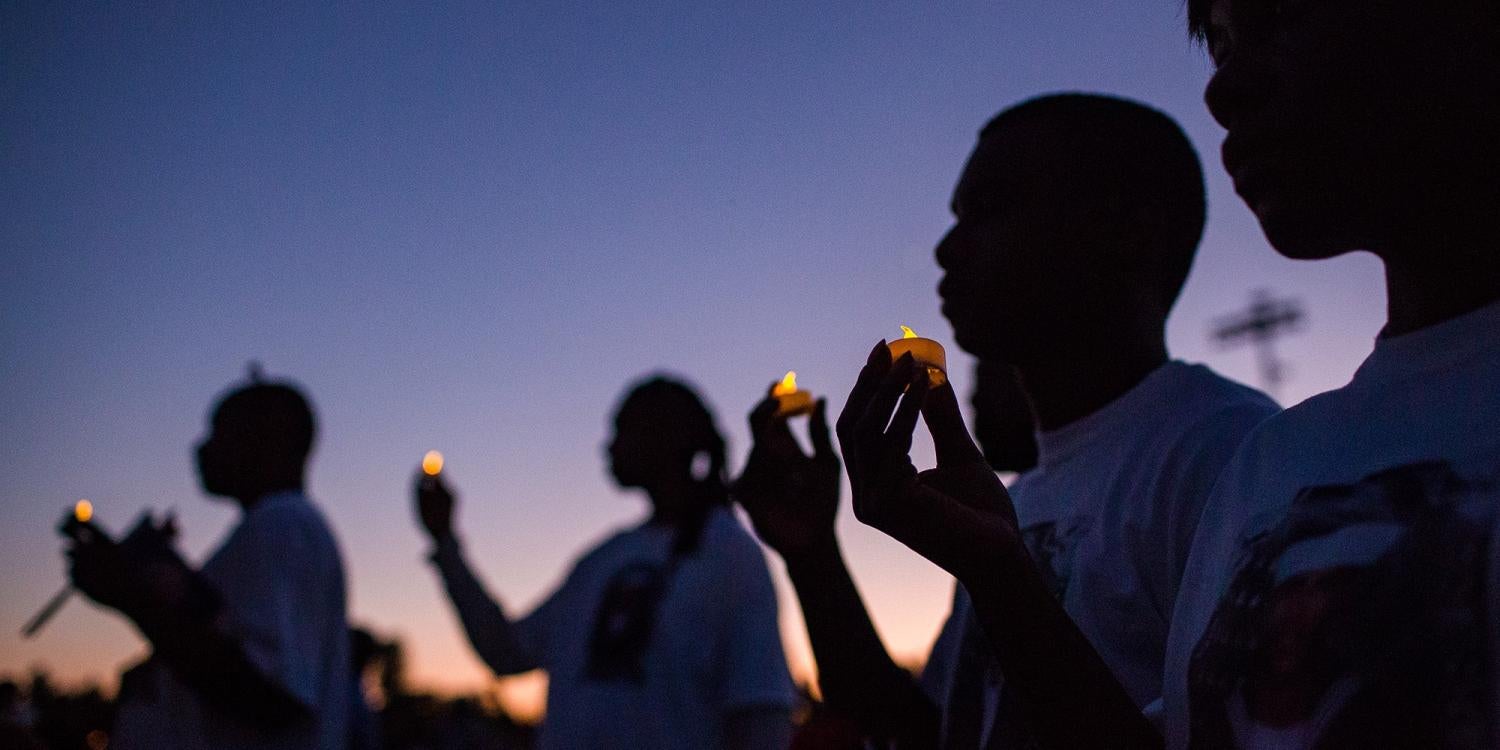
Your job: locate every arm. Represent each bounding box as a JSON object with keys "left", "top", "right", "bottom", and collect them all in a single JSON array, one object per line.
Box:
[
  {"left": 67, "top": 521, "right": 309, "bottom": 730},
  {"left": 428, "top": 534, "right": 543, "bottom": 675},
  {"left": 733, "top": 392, "right": 939, "bottom": 745},
  {"left": 840, "top": 344, "right": 1160, "bottom": 749},
  {"left": 418, "top": 474, "right": 544, "bottom": 676}
]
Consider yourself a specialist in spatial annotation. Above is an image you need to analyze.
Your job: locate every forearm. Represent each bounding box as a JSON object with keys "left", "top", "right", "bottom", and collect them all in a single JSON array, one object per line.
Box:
[
  {"left": 133, "top": 605, "right": 309, "bottom": 730},
  {"left": 783, "top": 535, "right": 938, "bottom": 745},
  {"left": 961, "top": 551, "right": 1161, "bottom": 749},
  {"left": 429, "top": 536, "right": 539, "bottom": 675}
]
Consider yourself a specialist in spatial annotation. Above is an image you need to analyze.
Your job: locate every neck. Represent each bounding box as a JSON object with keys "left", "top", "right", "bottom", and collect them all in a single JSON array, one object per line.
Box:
[
  {"left": 1381, "top": 241, "right": 1500, "bottom": 337},
  {"left": 646, "top": 476, "right": 700, "bottom": 526},
  {"left": 233, "top": 480, "right": 303, "bottom": 510},
  {"left": 1015, "top": 336, "right": 1168, "bottom": 432}
]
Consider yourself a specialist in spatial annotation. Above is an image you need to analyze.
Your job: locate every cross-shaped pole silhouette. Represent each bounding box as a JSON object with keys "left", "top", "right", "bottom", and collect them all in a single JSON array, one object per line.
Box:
[{"left": 1211, "top": 289, "right": 1305, "bottom": 400}]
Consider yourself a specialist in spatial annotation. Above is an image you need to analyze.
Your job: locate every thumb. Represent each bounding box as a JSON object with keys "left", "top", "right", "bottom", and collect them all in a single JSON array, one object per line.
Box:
[{"left": 921, "top": 381, "right": 985, "bottom": 467}]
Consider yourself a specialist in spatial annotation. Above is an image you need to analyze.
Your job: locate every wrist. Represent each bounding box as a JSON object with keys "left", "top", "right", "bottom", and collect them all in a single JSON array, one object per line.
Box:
[{"left": 782, "top": 532, "right": 842, "bottom": 577}]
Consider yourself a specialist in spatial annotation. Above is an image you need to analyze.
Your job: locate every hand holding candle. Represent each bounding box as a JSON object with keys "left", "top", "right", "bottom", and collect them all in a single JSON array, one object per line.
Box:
[
  {"left": 23, "top": 500, "right": 104, "bottom": 637},
  {"left": 885, "top": 325, "right": 947, "bottom": 387},
  {"left": 772, "top": 371, "right": 815, "bottom": 417},
  {"left": 416, "top": 451, "right": 455, "bottom": 541},
  {"left": 421, "top": 450, "right": 445, "bottom": 478}
]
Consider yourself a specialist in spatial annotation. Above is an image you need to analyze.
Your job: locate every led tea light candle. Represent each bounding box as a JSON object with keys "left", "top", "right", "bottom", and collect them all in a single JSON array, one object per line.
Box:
[
  {"left": 74, "top": 499, "right": 93, "bottom": 523},
  {"left": 886, "top": 325, "right": 947, "bottom": 387},
  {"left": 772, "top": 371, "right": 815, "bottom": 417},
  {"left": 421, "top": 450, "right": 445, "bottom": 477}
]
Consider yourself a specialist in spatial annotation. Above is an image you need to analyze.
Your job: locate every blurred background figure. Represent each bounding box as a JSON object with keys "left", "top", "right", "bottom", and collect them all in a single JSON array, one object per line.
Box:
[
  {"left": 415, "top": 375, "right": 794, "bottom": 750},
  {"left": 62, "top": 376, "right": 353, "bottom": 750}
]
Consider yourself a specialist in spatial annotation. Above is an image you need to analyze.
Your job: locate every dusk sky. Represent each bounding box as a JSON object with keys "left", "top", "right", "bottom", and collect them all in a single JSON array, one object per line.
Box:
[{"left": 1, "top": 0, "right": 1387, "bottom": 720}]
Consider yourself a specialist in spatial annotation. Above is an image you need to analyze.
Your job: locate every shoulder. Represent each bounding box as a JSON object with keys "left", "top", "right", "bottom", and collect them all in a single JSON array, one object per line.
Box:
[
  {"left": 230, "top": 492, "right": 343, "bottom": 577},
  {"left": 702, "top": 506, "right": 769, "bottom": 564},
  {"left": 1165, "top": 363, "right": 1279, "bottom": 419},
  {"left": 1155, "top": 364, "right": 1279, "bottom": 458}
]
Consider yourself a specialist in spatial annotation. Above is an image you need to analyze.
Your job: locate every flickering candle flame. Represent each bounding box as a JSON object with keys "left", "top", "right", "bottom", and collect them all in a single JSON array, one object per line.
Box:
[
  {"left": 887, "top": 325, "right": 948, "bottom": 388},
  {"left": 421, "top": 451, "right": 444, "bottom": 477},
  {"left": 74, "top": 500, "right": 93, "bottom": 524},
  {"left": 773, "top": 371, "right": 799, "bottom": 396},
  {"left": 773, "top": 370, "right": 815, "bottom": 416}
]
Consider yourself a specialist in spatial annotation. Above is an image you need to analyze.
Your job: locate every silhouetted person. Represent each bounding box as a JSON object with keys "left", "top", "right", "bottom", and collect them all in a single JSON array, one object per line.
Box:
[
  {"left": 347, "top": 628, "right": 383, "bottom": 750},
  {"left": 738, "top": 90, "right": 1278, "bottom": 747},
  {"left": 1147, "top": 4, "right": 1500, "bottom": 749},
  {"left": 416, "top": 375, "right": 793, "bottom": 750},
  {"left": 65, "top": 378, "right": 351, "bottom": 749},
  {"left": 740, "top": 93, "right": 1278, "bottom": 749},
  {"left": 0, "top": 681, "right": 42, "bottom": 750}
]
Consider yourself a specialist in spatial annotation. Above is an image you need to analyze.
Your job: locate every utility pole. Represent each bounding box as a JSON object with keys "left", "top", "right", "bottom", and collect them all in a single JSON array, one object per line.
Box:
[{"left": 1212, "top": 289, "right": 1305, "bottom": 400}]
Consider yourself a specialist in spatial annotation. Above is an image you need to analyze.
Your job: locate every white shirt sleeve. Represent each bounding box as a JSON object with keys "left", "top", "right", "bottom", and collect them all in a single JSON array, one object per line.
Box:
[{"left": 429, "top": 536, "right": 556, "bottom": 675}]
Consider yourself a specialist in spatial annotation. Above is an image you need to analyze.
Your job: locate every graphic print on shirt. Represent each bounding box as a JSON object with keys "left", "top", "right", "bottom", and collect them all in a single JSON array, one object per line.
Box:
[
  {"left": 586, "top": 560, "right": 666, "bottom": 683},
  {"left": 1021, "top": 516, "right": 1091, "bottom": 600},
  {"left": 942, "top": 517, "right": 1091, "bottom": 749},
  {"left": 1186, "top": 462, "right": 1495, "bottom": 749}
]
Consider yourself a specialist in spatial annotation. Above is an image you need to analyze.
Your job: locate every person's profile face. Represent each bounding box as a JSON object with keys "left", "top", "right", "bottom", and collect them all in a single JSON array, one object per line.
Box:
[
  {"left": 195, "top": 410, "right": 247, "bottom": 498},
  {"left": 937, "top": 128, "right": 1115, "bottom": 363},
  {"left": 606, "top": 402, "right": 680, "bottom": 489},
  {"left": 1202, "top": 0, "right": 1496, "bottom": 260}
]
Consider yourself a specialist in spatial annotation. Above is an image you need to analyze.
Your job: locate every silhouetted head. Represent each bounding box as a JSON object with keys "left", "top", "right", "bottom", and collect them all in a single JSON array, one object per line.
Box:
[
  {"left": 937, "top": 93, "right": 1205, "bottom": 365},
  {"left": 607, "top": 376, "right": 728, "bottom": 516},
  {"left": 1191, "top": 1, "right": 1500, "bottom": 261},
  {"left": 196, "top": 378, "right": 315, "bottom": 503},
  {"left": 970, "top": 360, "right": 1038, "bottom": 474}
]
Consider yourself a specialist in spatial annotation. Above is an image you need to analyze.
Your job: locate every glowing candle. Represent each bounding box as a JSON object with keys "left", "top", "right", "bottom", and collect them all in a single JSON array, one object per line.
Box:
[
  {"left": 772, "top": 371, "right": 815, "bottom": 417},
  {"left": 421, "top": 451, "right": 444, "bottom": 477},
  {"left": 74, "top": 499, "right": 93, "bottom": 523},
  {"left": 886, "top": 325, "right": 947, "bottom": 388}
]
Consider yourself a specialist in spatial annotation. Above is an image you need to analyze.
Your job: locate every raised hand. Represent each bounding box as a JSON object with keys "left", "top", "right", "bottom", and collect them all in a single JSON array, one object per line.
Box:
[
  {"left": 415, "top": 472, "right": 456, "bottom": 542},
  {"left": 733, "top": 386, "right": 841, "bottom": 559},
  {"left": 67, "top": 533, "right": 139, "bottom": 612},
  {"left": 837, "top": 341, "right": 1024, "bottom": 580}
]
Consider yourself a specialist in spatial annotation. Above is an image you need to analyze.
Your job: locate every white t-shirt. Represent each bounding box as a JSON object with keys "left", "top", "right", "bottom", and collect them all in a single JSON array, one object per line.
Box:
[
  {"left": 1164, "top": 299, "right": 1500, "bottom": 749},
  {"left": 113, "top": 490, "right": 352, "bottom": 750},
  {"left": 432, "top": 504, "right": 794, "bottom": 750},
  {"left": 923, "top": 361, "right": 1277, "bottom": 748}
]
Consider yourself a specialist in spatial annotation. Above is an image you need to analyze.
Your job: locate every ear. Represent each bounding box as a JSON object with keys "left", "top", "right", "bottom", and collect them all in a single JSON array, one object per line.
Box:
[{"left": 689, "top": 450, "right": 713, "bottom": 482}]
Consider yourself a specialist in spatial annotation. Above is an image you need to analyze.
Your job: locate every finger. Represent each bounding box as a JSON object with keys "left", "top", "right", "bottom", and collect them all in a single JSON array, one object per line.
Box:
[
  {"left": 748, "top": 392, "right": 779, "bottom": 438},
  {"left": 751, "top": 395, "right": 798, "bottom": 457},
  {"left": 922, "top": 381, "right": 986, "bottom": 467},
  {"left": 858, "top": 352, "right": 917, "bottom": 442},
  {"left": 808, "top": 399, "right": 836, "bottom": 462},
  {"left": 837, "top": 341, "right": 892, "bottom": 441},
  {"left": 885, "top": 366, "right": 928, "bottom": 456}
]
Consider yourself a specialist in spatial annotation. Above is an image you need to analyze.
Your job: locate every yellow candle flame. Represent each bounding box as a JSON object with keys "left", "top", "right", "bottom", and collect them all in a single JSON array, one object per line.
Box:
[
  {"left": 74, "top": 499, "right": 93, "bottom": 523},
  {"left": 773, "top": 371, "right": 799, "bottom": 396},
  {"left": 421, "top": 450, "right": 444, "bottom": 476},
  {"left": 900, "top": 325, "right": 918, "bottom": 339}
]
